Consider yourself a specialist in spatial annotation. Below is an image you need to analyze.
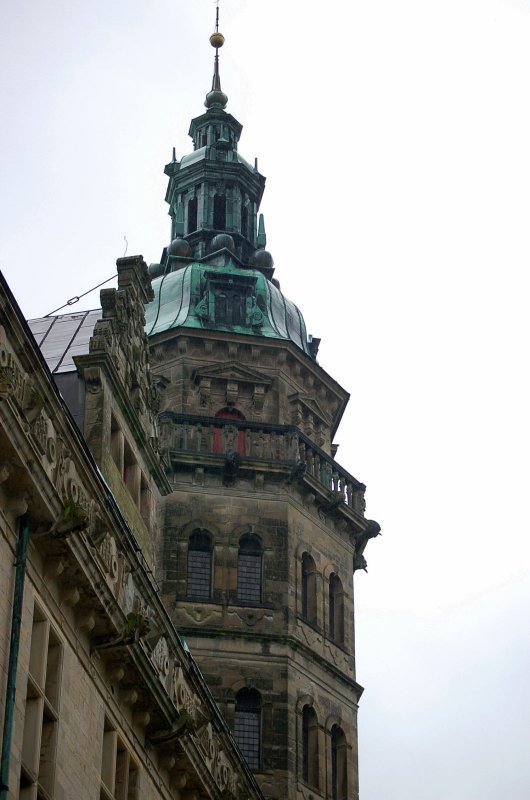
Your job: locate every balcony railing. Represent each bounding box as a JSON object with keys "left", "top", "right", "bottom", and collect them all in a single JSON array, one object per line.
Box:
[{"left": 158, "top": 412, "right": 366, "bottom": 515}]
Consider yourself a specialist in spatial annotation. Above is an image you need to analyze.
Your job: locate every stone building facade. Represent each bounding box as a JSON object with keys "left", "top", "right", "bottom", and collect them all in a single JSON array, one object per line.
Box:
[
  {"left": 0, "top": 269, "right": 264, "bottom": 800},
  {"left": 2, "top": 24, "right": 379, "bottom": 800}
]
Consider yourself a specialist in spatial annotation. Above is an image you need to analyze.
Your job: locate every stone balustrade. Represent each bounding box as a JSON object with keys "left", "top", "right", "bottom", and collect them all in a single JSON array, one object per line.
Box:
[{"left": 159, "top": 412, "right": 366, "bottom": 515}]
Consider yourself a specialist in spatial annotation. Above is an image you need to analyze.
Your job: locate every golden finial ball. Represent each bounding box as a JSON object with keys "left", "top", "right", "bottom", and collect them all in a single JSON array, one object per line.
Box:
[{"left": 210, "top": 31, "right": 225, "bottom": 48}]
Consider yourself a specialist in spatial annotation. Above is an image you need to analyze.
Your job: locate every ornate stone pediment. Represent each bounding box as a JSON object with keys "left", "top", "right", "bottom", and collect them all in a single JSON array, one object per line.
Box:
[
  {"left": 288, "top": 392, "right": 331, "bottom": 426},
  {"left": 193, "top": 362, "right": 271, "bottom": 387},
  {"left": 193, "top": 361, "right": 271, "bottom": 412}
]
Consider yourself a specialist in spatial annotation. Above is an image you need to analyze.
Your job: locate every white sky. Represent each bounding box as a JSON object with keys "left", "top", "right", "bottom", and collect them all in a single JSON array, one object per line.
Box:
[{"left": 1, "top": 1, "right": 530, "bottom": 797}]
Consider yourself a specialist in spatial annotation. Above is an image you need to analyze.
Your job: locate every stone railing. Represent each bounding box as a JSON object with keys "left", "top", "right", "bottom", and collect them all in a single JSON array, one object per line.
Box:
[{"left": 159, "top": 412, "right": 366, "bottom": 514}]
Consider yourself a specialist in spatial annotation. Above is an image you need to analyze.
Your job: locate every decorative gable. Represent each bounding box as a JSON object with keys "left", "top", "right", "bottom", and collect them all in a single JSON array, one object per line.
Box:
[
  {"left": 193, "top": 362, "right": 272, "bottom": 412},
  {"left": 288, "top": 392, "right": 331, "bottom": 427}
]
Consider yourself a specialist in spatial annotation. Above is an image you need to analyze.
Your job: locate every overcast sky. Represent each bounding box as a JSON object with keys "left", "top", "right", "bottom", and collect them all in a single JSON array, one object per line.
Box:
[{"left": 1, "top": 1, "right": 530, "bottom": 798}]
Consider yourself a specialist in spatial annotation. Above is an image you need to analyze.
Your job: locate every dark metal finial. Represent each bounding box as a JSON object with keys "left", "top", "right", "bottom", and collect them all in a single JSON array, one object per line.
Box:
[{"left": 206, "top": 0, "right": 227, "bottom": 108}]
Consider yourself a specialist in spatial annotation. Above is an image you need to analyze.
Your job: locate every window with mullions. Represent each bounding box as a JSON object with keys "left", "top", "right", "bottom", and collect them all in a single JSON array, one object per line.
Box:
[
  {"left": 19, "top": 603, "right": 62, "bottom": 799},
  {"left": 187, "top": 530, "right": 213, "bottom": 599},
  {"left": 237, "top": 534, "right": 263, "bottom": 604},
  {"left": 100, "top": 718, "right": 139, "bottom": 800},
  {"left": 214, "top": 288, "right": 246, "bottom": 325},
  {"left": 234, "top": 688, "right": 262, "bottom": 770}
]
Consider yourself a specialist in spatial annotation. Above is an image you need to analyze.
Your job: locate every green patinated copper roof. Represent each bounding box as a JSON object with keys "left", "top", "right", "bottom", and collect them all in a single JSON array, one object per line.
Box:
[{"left": 145, "top": 257, "right": 311, "bottom": 356}]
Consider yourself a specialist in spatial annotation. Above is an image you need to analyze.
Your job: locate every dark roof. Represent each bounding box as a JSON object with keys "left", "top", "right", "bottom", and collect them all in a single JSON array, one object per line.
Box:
[{"left": 27, "top": 309, "right": 102, "bottom": 373}]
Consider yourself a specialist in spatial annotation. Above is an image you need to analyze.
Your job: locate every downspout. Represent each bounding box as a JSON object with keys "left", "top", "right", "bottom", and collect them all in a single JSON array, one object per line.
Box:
[{"left": 0, "top": 512, "right": 30, "bottom": 799}]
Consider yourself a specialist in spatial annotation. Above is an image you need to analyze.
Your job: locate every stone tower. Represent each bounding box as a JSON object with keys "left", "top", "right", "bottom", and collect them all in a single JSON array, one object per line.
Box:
[{"left": 149, "top": 24, "right": 380, "bottom": 800}]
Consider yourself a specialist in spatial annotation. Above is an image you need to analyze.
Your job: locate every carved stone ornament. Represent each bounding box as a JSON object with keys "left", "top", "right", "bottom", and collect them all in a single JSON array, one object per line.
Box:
[
  {"left": 96, "top": 533, "right": 120, "bottom": 591},
  {"left": 0, "top": 327, "right": 29, "bottom": 408},
  {"left": 150, "top": 636, "right": 171, "bottom": 685},
  {"left": 83, "top": 257, "right": 160, "bottom": 442},
  {"left": 191, "top": 723, "right": 239, "bottom": 796},
  {"left": 171, "top": 666, "right": 203, "bottom": 722}
]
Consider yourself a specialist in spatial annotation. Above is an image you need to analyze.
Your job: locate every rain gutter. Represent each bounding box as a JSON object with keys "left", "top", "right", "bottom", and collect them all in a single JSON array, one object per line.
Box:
[{"left": 0, "top": 512, "right": 30, "bottom": 799}]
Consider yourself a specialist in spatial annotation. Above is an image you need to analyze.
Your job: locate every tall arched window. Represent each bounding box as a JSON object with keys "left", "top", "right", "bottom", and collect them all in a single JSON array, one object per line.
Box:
[
  {"left": 213, "top": 194, "right": 226, "bottom": 230},
  {"left": 241, "top": 205, "right": 249, "bottom": 239},
  {"left": 237, "top": 534, "right": 262, "bottom": 604},
  {"left": 331, "top": 725, "right": 348, "bottom": 800},
  {"left": 302, "top": 705, "right": 319, "bottom": 789},
  {"left": 329, "top": 573, "right": 344, "bottom": 645},
  {"left": 187, "top": 530, "right": 213, "bottom": 599},
  {"left": 301, "top": 553, "right": 317, "bottom": 627},
  {"left": 187, "top": 197, "right": 198, "bottom": 233},
  {"left": 234, "top": 688, "right": 261, "bottom": 770}
]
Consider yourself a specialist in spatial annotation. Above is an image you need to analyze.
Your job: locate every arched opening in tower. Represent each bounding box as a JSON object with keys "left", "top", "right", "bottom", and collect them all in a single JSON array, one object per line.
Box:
[
  {"left": 213, "top": 194, "right": 226, "bottom": 230},
  {"left": 187, "top": 197, "right": 198, "bottom": 233},
  {"left": 213, "top": 407, "right": 246, "bottom": 455}
]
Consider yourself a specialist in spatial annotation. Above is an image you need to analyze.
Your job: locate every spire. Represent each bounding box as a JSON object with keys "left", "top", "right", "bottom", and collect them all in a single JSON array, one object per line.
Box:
[{"left": 205, "top": 2, "right": 228, "bottom": 109}]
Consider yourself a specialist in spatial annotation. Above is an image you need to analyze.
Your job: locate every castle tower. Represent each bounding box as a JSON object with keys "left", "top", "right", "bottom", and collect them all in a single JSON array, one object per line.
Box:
[{"left": 148, "top": 22, "right": 380, "bottom": 800}]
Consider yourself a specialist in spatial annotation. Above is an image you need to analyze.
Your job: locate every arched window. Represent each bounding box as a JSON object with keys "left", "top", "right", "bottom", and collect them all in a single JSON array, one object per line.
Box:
[
  {"left": 241, "top": 205, "right": 249, "bottom": 239},
  {"left": 213, "top": 194, "right": 226, "bottom": 230},
  {"left": 329, "top": 573, "right": 344, "bottom": 645},
  {"left": 187, "top": 197, "right": 198, "bottom": 233},
  {"left": 331, "top": 725, "right": 348, "bottom": 800},
  {"left": 187, "top": 530, "right": 213, "bottom": 599},
  {"left": 213, "top": 408, "right": 246, "bottom": 456},
  {"left": 301, "top": 553, "right": 317, "bottom": 627},
  {"left": 234, "top": 688, "right": 261, "bottom": 770},
  {"left": 238, "top": 534, "right": 262, "bottom": 604},
  {"left": 302, "top": 705, "right": 319, "bottom": 789}
]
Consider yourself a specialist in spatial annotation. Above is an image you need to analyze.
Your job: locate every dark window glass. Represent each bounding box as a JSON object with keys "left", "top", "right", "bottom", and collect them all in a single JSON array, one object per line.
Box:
[
  {"left": 187, "top": 530, "right": 212, "bottom": 599},
  {"left": 216, "top": 291, "right": 228, "bottom": 323},
  {"left": 187, "top": 197, "right": 198, "bottom": 233},
  {"left": 329, "top": 573, "right": 344, "bottom": 644},
  {"left": 237, "top": 535, "right": 262, "bottom": 604},
  {"left": 301, "top": 554, "right": 317, "bottom": 626},
  {"left": 302, "top": 705, "right": 319, "bottom": 788},
  {"left": 234, "top": 689, "right": 261, "bottom": 770},
  {"left": 241, "top": 206, "right": 249, "bottom": 238},
  {"left": 214, "top": 288, "right": 247, "bottom": 326},
  {"left": 213, "top": 194, "right": 226, "bottom": 230},
  {"left": 331, "top": 725, "right": 347, "bottom": 800}
]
